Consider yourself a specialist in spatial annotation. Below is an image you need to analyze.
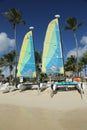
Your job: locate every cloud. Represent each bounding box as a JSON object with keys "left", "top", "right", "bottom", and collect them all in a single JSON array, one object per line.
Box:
[
  {"left": 1, "top": 66, "right": 15, "bottom": 77},
  {"left": 1, "top": 66, "right": 9, "bottom": 77},
  {"left": 80, "top": 36, "right": 87, "bottom": 45},
  {"left": 0, "top": 32, "right": 15, "bottom": 54},
  {"left": 66, "top": 35, "right": 87, "bottom": 58},
  {"left": 67, "top": 48, "right": 77, "bottom": 58}
]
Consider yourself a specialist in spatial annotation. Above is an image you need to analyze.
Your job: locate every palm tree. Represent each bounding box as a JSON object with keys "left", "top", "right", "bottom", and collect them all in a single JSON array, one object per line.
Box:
[
  {"left": 64, "top": 17, "right": 83, "bottom": 76},
  {"left": 3, "top": 50, "right": 16, "bottom": 84},
  {"left": 64, "top": 55, "right": 76, "bottom": 73},
  {"left": 0, "top": 50, "right": 16, "bottom": 84},
  {"left": 3, "top": 8, "right": 26, "bottom": 85},
  {"left": 35, "top": 51, "right": 41, "bottom": 81},
  {"left": 80, "top": 51, "right": 87, "bottom": 76},
  {"left": 0, "top": 57, "right": 7, "bottom": 67}
]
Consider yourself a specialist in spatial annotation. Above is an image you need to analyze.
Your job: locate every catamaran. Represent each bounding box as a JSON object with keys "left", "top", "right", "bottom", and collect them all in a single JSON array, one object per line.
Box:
[
  {"left": 41, "top": 15, "right": 84, "bottom": 97},
  {"left": 17, "top": 29, "right": 36, "bottom": 78},
  {"left": 17, "top": 27, "right": 38, "bottom": 91}
]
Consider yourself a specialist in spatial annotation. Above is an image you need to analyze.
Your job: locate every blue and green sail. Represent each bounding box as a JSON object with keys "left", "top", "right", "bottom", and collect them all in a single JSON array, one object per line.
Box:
[
  {"left": 42, "top": 18, "right": 64, "bottom": 74},
  {"left": 17, "top": 31, "right": 36, "bottom": 78}
]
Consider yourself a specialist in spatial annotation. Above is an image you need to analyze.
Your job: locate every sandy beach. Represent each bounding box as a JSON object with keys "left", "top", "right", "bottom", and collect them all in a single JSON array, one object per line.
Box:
[{"left": 0, "top": 85, "right": 87, "bottom": 130}]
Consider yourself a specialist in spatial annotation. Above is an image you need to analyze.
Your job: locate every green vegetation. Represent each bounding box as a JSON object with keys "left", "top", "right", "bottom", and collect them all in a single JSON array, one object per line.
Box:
[
  {"left": 3, "top": 8, "right": 26, "bottom": 85},
  {"left": 64, "top": 17, "right": 83, "bottom": 76}
]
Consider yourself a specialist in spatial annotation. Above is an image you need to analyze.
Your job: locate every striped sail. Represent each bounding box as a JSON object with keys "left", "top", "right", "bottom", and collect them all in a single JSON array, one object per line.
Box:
[
  {"left": 17, "top": 31, "right": 36, "bottom": 78},
  {"left": 42, "top": 18, "right": 64, "bottom": 74}
]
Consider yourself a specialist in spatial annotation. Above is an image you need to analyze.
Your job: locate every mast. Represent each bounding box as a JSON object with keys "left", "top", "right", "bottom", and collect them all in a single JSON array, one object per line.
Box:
[
  {"left": 29, "top": 26, "right": 35, "bottom": 51},
  {"left": 29, "top": 26, "right": 36, "bottom": 78},
  {"left": 55, "top": 14, "right": 65, "bottom": 80}
]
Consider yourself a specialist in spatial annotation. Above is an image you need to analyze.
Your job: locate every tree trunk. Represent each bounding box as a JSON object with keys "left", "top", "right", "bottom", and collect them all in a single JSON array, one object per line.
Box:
[
  {"left": 14, "top": 25, "right": 17, "bottom": 86},
  {"left": 73, "top": 32, "right": 79, "bottom": 76}
]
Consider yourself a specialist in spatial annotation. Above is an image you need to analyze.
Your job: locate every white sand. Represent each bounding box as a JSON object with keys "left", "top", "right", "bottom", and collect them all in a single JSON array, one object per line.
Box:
[{"left": 0, "top": 85, "right": 87, "bottom": 130}]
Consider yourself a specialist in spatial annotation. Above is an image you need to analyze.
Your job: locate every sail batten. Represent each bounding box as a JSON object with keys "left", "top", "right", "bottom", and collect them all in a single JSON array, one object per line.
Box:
[
  {"left": 42, "top": 18, "right": 64, "bottom": 74},
  {"left": 17, "top": 31, "right": 36, "bottom": 78}
]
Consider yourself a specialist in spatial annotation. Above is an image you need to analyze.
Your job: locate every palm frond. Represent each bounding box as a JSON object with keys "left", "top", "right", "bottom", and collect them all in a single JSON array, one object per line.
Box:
[
  {"left": 64, "top": 26, "right": 72, "bottom": 30},
  {"left": 66, "top": 17, "right": 77, "bottom": 26},
  {"left": 77, "top": 21, "right": 84, "bottom": 28},
  {"left": 3, "top": 8, "right": 26, "bottom": 29},
  {"left": 21, "top": 20, "right": 26, "bottom": 25}
]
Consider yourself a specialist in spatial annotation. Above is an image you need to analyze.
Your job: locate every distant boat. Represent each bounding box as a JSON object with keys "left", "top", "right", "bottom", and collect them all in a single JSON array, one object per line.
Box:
[{"left": 17, "top": 30, "right": 37, "bottom": 91}]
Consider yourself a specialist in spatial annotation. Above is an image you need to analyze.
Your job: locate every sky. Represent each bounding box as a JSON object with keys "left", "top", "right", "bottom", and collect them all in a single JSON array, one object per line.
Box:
[{"left": 0, "top": 0, "right": 87, "bottom": 62}]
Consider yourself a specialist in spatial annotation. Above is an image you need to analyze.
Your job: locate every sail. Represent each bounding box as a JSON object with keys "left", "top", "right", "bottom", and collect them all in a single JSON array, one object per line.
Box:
[
  {"left": 42, "top": 18, "right": 64, "bottom": 74},
  {"left": 17, "top": 31, "right": 36, "bottom": 78}
]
